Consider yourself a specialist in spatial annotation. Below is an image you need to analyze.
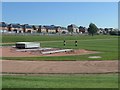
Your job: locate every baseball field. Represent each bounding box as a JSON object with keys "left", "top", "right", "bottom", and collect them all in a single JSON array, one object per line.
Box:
[{"left": 1, "top": 34, "right": 119, "bottom": 88}]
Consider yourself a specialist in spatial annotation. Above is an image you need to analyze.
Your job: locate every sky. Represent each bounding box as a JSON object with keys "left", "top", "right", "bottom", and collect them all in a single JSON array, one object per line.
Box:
[
  {"left": 1, "top": 0, "right": 119, "bottom": 2},
  {"left": 2, "top": 2, "right": 118, "bottom": 28}
]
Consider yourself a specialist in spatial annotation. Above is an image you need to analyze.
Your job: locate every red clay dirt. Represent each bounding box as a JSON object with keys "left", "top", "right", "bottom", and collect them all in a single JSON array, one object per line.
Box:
[
  {"left": 1, "top": 46, "right": 98, "bottom": 57},
  {"left": 2, "top": 60, "right": 118, "bottom": 74},
  {"left": 1, "top": 46, "right": 118, "bottom": 74}
]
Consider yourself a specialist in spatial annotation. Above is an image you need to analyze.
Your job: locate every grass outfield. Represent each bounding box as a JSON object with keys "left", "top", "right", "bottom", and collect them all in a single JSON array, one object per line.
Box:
[
  {"left": 2, "top": 35, "right": 119, "bottom": 88},
  {"left": 2, "top": 74, "right": 118, "bottom": 88},
  {"left": 2, "top": 34, "right": 118, "bottom": 43},
  {"left": 2, "top": 35, "right": 118, "bottom": 61}
]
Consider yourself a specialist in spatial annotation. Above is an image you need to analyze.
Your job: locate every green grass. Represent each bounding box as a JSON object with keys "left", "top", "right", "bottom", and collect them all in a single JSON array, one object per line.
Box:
[
  {"left": 2, "top": 35, "right": 119, "bottom": 88},
  {"left": 0, "top": 44, "right": 14, "bottom": 46},
  {"left": 2, "top": 34, "right": 118, "bottom": 43},
  {"left": 2, "top": 74, "right": 118, "bottom": 88},
  {"left": 2, "top": 35, "right": 118, "bottom": 61}
]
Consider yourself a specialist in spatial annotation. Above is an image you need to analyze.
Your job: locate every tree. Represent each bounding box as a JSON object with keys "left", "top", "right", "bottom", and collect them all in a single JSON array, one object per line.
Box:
[
  {"left": 37, "top": 25, "right": 42, "bottom": 33},
  {"left": 7, "top": 24, "right": 11, "bottom": 31},
  {"left": 22, "top": 24, "right": 26, "bottom": 33},
  {"left": 32, "top": 25, "right": 36, "bottom": 30},
  {"left": 109, "top": 30, "right": 120, "bottom": 36},
  {"left": 88, "top": 23, "right": 98, "bottom": 36}
]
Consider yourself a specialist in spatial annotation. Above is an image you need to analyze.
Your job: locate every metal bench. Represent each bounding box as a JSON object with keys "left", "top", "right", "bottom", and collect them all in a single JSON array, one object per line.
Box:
[{"left": 42, "top": 49, "right": 73, "bottom": 54}]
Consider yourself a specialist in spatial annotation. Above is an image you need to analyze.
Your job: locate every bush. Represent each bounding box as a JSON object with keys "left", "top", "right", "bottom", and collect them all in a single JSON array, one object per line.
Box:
[{"left": 109, "top": 31, "right": 120, "bottom": 36}]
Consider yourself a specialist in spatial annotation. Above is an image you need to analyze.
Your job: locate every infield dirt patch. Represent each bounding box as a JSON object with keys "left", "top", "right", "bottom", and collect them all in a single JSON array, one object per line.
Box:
[
  {"left": 1, "top": 46, "right": 98, "bottom": 57},
  {"left": 1, "top": 46, "right": 118, "bottom": 75},
  {"left": 2, "top": 60, "right": 118, "bottom": 74}
]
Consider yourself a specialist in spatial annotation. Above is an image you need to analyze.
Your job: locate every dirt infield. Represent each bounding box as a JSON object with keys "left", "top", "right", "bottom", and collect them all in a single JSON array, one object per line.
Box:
[
  {"left": 1, "top": 46, "right": 118, "bottom": 74},
  {"left": 1, "top": 46, "right": 98, "bottom": 57},
  {"left": 2, "top": 60, "right": 118, "bottom": 74}
]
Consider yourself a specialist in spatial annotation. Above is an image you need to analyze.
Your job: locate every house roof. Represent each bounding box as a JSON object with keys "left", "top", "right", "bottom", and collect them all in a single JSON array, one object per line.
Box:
[
  {"left": 39, "top": 25, "right": 46, "bottom": 29},
  {"left": 25, "top": 25, "right": 32, "bottom": 29},
  {"left": 61, "top": 27, "right": 67, "bottom": 30},
  {"left": 21, "top": 24, "right": 32, "bottom": 29},
  {"left": 33, "top": 25, "right": 39, "bottom": 28},
  {"left": 43, "top": 25, "right": 56, "bottom": 29},
  {"left": 68, "top": 24, "right": 78, "bottom": 28},
  {"left": 11, "top": 24, "right": 21, "bottom": 28},
  {"left": 0, "top": 22, "right": 7, "bottom": 27}
]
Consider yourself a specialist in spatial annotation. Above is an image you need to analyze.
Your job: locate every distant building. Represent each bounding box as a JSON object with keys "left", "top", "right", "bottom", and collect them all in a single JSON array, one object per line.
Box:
[
  {"left": 79, "top": 26, "right": 86, "bottom": 34},
  {"left": 44, "top": 25, "right": 57, "bottom": 33},
  {"left": 103, "top": 28, "right": 113, "bottom": 35},
  {"left": 31, "top": 25, "right": 38, "bottom": 33},
  {"left": 25, "top": 25, "right": 33, "bottom": 33},
  {"left": 97, "top": 28, "right": 104, "bottom": 34},
  {"left": 37, "top": 25, "right": 46, "bottom": 33},
  {"left": 35, "top": 25, "right": 68, "bottom": 34},
  {"left": 8, "top": 23, "right": 23, "bottom": 33},
  {"left": 60, "top": 27, "right": 68, "bottom": 34},
  {"left": 55, "top": 26, "right": 61, "bottom": 33},
  {"left": 2, "top": 21, "right": 117, "bottom": 35},
  {"left": 21, "top": 24, "right": 33, "bottom": 33},
  {"left": 0, "top": 22, "right": 8, "bottom": 33},
  {"left": 67, "top": 24, "right": 79, "bottom": 33}
]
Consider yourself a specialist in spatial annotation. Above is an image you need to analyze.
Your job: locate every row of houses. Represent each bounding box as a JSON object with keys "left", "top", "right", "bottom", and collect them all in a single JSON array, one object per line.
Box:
[
  {"left": 0, "top": 22, "right": 89, "bottom": 34},
  {"left": 0, "top": 22, "right": 118, "bottom": 34},
  {"left": 0, "top": 22, "right": 69, "bottom": 34}
]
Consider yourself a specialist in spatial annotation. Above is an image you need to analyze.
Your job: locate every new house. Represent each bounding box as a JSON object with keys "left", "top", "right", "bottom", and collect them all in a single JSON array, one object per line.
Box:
[
  {"left": 21, "top": 24, "right": 33, "bottom": 33},
  {"left": 7, "top": 23, "right": 23, "bottom": 33},
  {"left": 67, "top": 24, "right": 79, "bottom": 33},
  {"left": 43, "top": 25, "right": 58, "bottom": 33},
  {"left": 37, "top": 25, "right": 46, "bottom": 33},
  {"left": 0, "top": 22, "right": 8, "bottom": 33}
]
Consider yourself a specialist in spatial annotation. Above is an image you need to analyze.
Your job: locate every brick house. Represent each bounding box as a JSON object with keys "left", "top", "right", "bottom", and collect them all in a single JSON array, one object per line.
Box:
[
  {"left": 0, "top": 22, "right": 8, "bottom": 33},
  {"left": 43, "top": 25, "right": 57, "bottom": 33},
  {"left": 59, "top": 27, "right": 68, "bottom": 34},
  {"left": 67, "top": 24, "right": 79, "bottom": 33},
  {"left": 21, "top": 24, "right": 33, "bottom": 33},
  {"left": 37, "top": 25, "right": 46, "bottom": 33},
  {"left": 7, "top": 23, "right": 23, "bottom": 33}
]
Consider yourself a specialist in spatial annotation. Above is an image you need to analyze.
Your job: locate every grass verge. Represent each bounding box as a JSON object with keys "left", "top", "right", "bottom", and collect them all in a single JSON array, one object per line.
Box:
[{"left": 2, "top": 74, "right": 118, "bottom": 88}]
